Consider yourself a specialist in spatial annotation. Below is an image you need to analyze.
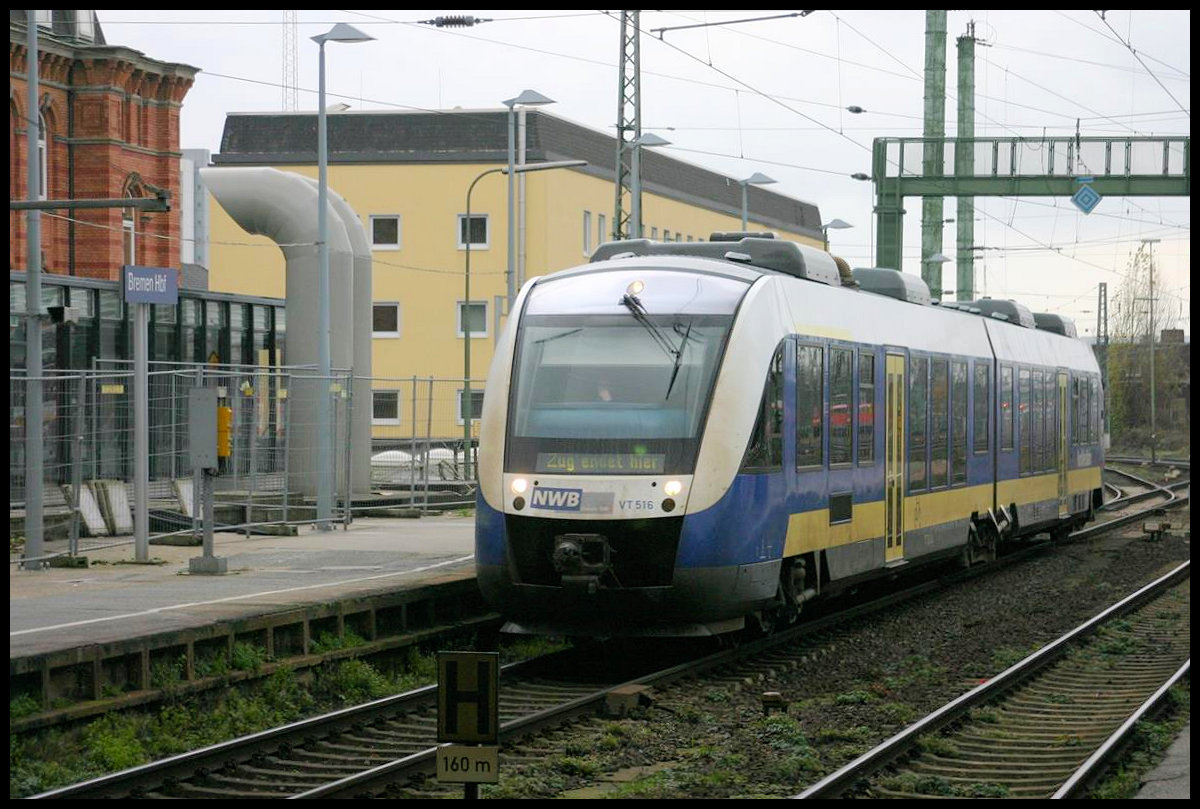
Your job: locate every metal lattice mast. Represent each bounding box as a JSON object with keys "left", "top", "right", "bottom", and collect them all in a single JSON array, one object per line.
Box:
[
  {"left": 955, "top": 22, "right": 977, "bottom": 301},
  {"left": 920, "top": 10, "right": 947, "bottom": 299},
  {"left": 1097, "top": 281, "right": 1109, "bottom": 435},
  {"left": 282, "top": 11, "right": 298, "bottom": 111},
  {"left": 613, "top": 10, "right": 640, "bottom": 241}
]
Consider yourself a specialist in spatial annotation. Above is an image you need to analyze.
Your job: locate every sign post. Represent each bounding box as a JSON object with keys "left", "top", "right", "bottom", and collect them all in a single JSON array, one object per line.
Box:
[
  {"left": 123, "top": 266, "right": 178, "bottom": 562},
  {"left": 437, "top": 651, "right": 500, "bottom": 798}
]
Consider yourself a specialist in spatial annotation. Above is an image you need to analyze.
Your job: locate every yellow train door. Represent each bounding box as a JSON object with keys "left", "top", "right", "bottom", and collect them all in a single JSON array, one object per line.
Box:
[{"left": 886, "top": 354, "right": 906, "bottom": 562}]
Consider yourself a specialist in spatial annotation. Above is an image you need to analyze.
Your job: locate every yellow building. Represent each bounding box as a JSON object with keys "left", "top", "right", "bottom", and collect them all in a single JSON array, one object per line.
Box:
[{"left": 206, "top": 108, "right": 825, "bottom": 441}]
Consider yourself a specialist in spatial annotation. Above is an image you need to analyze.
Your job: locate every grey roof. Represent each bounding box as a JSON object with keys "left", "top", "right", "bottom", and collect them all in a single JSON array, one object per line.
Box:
[
  {"left": 213, "top": 109, "right": 824, "bottom": 238},
  {"left": 10, "top": 11, "right": 105, "bottom": 45}
]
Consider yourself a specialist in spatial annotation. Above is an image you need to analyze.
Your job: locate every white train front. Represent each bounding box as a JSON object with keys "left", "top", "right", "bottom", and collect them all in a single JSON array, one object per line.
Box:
[{"left": 475, "top": 235, "right": 1104, "bottom": 637}]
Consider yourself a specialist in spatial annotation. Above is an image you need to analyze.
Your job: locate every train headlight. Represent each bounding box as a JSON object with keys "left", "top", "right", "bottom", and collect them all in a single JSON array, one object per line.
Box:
[
  {"left": 664, "top": 480, "right": 683, "bottom": 497},
  {"left": 627, "top": 279, "right": 645, "bottom": 296},
  {"left": 511, "top": 478, "right": 529, "bottom": 495}
]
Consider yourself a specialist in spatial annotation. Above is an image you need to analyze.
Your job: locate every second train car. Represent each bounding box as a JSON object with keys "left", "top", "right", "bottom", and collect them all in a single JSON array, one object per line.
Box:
[{"left": 475, "top": 234, "right": 1104, "bottom": 637}]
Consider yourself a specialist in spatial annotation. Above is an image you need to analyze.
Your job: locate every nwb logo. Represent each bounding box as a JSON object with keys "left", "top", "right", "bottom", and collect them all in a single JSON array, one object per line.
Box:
[{"left": 531, "top": 487, "right": 582, "bottom": 511}]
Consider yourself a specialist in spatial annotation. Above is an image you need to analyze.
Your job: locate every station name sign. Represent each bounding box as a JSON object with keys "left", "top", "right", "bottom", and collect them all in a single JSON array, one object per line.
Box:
[{"left": 122, "top": 265, "right": 178, "bottom": 305}]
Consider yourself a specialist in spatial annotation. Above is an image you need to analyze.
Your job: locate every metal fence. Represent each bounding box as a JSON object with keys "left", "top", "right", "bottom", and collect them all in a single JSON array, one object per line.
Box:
[{"left": 10, "top": 364, "right": 485, "bottom": 565}]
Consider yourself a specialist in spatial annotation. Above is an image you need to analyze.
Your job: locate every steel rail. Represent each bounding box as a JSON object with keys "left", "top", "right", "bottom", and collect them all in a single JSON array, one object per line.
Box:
[
  {"left": 1052, "top": 659, "right": 1190, "bottom": 799},
  {"left": 792, "top": 558, "right": 1191, "bottom": 799}
]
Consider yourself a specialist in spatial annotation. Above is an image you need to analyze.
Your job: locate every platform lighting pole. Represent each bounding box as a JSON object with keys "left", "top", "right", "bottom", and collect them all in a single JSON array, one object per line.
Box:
[
  {"left": 313, "top": 23, "right": 373, "bottom": 530},
  {"left": 463, "top": 160, "right": 587, "bottom": 481},
  {"left": 630, "top": 133, "right": 670, "bottom": 238},
  {"left": 739, "top": 172, "right": 776, "bottom": 230},
  {"left": 820, "top": 219, "right": 853, "bottom": 251},
  {"left": 503, "top": 90, "right": 556, "bottom": 309},
  {"left": 24, "top": 12, "right": 44, "bottom": 569},
  {"left": 1142, "top": 239, "right": 1160, "bottom": 463}
]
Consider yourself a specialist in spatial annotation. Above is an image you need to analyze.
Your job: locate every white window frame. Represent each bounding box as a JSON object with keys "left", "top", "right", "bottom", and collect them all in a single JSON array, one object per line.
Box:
[
  {"left": 371, "top": 389, "right": 401, "bottom": 425},
  {"left": 651, "top": 226, "right": 658, "bottom": 240},
  {"left": 456, "top": 300, "right": 488, "bottom": 338},
  {"left": 74, "top": 11, "right": 95, "bottom": 41},
  {"left": 372, "top": 302, "right": 400, "bottom": 338},
  {"left": 369, "top": 214, "right": 401, "bottom": 251},
  {"left": 123, "top": 214, "right": 136, "bottom": 265},
  {"left": 598, "top": 213, "right": 607, "bottom": 245},
  {"left": 456, "top": 388, "right": 485, "bottom": 426},
  {"left": 456, "top": 213, "right": 489, "bottom": 250},
  {"left": 583, "top": 210, "right": 592, "bottom": 255}
]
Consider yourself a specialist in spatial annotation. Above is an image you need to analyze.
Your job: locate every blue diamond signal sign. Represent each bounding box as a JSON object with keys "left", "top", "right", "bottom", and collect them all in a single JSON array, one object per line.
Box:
[{"left": 1071, "top": 184, "right": 1102, "bottom": 215}]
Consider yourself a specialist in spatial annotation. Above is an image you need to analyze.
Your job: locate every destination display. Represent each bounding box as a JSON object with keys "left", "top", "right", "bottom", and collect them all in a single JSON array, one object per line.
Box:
[{"left": 535, "top": 452, "right": 666, "bottom": 474}]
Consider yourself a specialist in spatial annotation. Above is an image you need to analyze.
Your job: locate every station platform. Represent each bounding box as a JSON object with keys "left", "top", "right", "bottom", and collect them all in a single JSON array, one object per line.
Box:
[
  {"left": 1135, "top": 723, "right": 1189, "bottom": 799},
  {"left": 9, "top": 515, "right": 480, "bottom": 725}
]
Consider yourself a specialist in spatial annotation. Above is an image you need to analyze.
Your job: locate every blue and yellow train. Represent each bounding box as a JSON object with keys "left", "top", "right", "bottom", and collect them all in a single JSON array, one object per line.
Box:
[{"left": 475, "top": 234, "right": 1104, "bottom": 637}]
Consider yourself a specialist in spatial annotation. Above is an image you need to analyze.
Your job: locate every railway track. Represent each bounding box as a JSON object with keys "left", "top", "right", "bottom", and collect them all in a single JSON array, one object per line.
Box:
[
  {"left": 33, "top": 468, "right": 1189, "bottom": 800},
  {"left": 797, "top": 561, "right": 1190, "bottom": 799}
]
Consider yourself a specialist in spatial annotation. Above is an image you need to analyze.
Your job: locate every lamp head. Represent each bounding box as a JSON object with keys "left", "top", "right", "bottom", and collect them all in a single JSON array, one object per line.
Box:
[
  {"left": 313, "top": 23, "right": 374, "bottom": 45},
  {"left": 503, "top": 89, "right": 555, "bottom": 108}
]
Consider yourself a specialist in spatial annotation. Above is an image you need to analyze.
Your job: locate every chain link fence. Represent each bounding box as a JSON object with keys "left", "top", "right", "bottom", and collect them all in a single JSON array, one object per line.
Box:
[{"left": 11, "top": 365, "right": 485, "bottom": 566}]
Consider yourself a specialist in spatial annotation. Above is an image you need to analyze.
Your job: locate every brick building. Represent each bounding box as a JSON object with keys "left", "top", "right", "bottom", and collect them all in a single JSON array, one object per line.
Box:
[{"left": 9, "top": 11, "right": 197, "bottom": 279}]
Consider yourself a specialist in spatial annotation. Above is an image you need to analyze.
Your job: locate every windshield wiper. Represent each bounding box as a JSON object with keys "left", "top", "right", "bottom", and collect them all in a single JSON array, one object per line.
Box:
[
  {"left": 664, "top": 320, "right": 694, "bottom": 400},
  {"left": 619, "top": 293, "right": 678, "bottom": 362}
]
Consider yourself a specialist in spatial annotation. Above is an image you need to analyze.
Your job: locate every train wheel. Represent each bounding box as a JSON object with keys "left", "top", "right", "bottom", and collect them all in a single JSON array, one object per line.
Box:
[{"left": 966, "top": 521, "right": 997, "bottom": 566}]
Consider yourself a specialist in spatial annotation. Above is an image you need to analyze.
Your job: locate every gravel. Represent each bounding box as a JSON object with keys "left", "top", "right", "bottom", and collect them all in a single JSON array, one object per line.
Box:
[{"left": 481, "top": 522, "right": 1191, "bottom": 799}]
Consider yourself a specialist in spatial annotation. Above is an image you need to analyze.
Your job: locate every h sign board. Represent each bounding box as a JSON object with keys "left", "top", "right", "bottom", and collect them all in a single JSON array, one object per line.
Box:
[
  {"left": 437, "top": 651, "right": 499, "bottom": 744},
  {"left": 122, "top": 265, "right": 179, "bottom": 305}
]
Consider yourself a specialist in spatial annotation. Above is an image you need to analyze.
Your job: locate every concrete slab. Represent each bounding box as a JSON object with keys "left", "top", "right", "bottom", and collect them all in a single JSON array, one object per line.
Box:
[
  {"left": 1134, "top": 723, "right": 1189, "bottom": 799},
  {"left": 9, "top": 515, "right": 477, "bottom": 659}
]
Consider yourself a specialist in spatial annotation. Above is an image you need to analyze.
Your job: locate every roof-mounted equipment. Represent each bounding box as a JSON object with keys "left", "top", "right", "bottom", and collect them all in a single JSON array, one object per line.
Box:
[
  {"left": 1033, "top": 312, "right": 1078, "bottom": 338},
  {"left": 852, "top": 267, "right": 932, "bottom": 306},
  {"left": 589, "top": 236, "right": 841, "bottom": 286},
  {"left": 971, "top": 298, "right": 1036, "bottom": 328}
]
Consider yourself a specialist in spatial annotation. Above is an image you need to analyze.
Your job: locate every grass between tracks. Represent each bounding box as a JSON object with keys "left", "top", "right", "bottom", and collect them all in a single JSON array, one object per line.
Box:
[{"left": 9, "top": 633, "right": 566, "bottom": 799}]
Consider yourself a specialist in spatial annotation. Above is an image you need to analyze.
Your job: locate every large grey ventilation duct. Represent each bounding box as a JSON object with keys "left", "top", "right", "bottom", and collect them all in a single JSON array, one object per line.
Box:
[
  {"left": 301, "top": 176, "right": 373, "bottom": 496},
  {"left": 200, "top": 166, "right": 371, "bottom": 498}
]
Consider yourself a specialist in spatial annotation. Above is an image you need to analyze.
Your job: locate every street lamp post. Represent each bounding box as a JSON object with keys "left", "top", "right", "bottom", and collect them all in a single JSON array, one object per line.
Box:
[
  {"left": 738, "top": 172, "right": 777, "bottom": 230},
  {"left": 820, "top": 218, "right": 853, "bottom": 251},
  {"left": 630, "top": 133, "right": 670, "bottom": 238},
  {"left": 313, "top": 23, "right": 373, "bottom": 530},
  {"left": 503, "top": 90, "right": 556, "bottom": 310},
  {"left": 462, "top": 159, "right": 587, "bottom": 480}
]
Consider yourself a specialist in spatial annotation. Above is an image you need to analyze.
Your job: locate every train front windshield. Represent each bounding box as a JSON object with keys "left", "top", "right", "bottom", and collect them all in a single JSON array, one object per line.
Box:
[{"left": 506, "top": 313, "right": 733, "bottom": 475}]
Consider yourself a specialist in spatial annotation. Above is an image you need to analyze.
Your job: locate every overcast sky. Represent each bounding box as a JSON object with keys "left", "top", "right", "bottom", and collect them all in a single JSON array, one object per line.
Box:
[{"left": 95, "top": 9, "right": 1191, "bottom": 336}]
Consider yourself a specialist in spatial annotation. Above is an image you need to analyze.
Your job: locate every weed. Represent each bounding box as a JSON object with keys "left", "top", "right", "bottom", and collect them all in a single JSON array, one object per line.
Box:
[
  {"left": 752, "top": 714, "right": 812, "bottom": 754},
  {"left": 916, "top": 734, "right": 958, "bottom": 757},
  {"left": 231, "top": 642, "right": 266, "bottom": 672},
  {"left": 704, "top": 687, "right": 731, "bottom": 703},
  {"left": 553, "top": 756, "right": 599, "bottom": 776},
  {"left": 834, "top": 689, "right": 875, "bottom": 705},
  {"left": 879, "top": 702, "right": 917, "bottom": 724},
  {"left": 10, "top": 693, "right": 42, "bottom": 720},
  {"left": 967, "top": 707, "right": 1001, "bottom": 724}
]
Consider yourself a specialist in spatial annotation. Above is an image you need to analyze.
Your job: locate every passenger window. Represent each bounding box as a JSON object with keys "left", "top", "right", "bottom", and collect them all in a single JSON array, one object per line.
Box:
[
  {"left": 858, "top": 352, "right": 875, "bottom": 464},
  {"left": 830, "top": 348, "right": 853, "bottom": 465},
  {"left": 1001, "top": 365, "right": 1014, "bottom": 451},
  {"left": 930, "top": 359, "right": 949, "bottom": 488},
  {"left": 1045, "top": 372, "right": 1056, "bottom": 470},
  {"left": 1090, "top": 377, "right": 1100, "bottom": 444},
  {"left": 1075, "top": 374, "right": 1084, "bottom": 444},
  {"left": 908, "top": 356, "right": 928, "bottom": 490},
  {"left": 742, "top": 344, "right": 785, "bottom": 471},
  {"left": 1019, "top": 368, "right": 1031, "bottom": 474},
  {"left": 1032, "top": 370, "right": 1043, "bottom": 473},
  {"left": 951, "top": 360, "right": 967, "bottom": 485},
  {"left": 796, "top": 344, "right": 824, "bottom": 468},
  {"left": 973, "top": 362, "right": 989, "bottom": 454}
]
